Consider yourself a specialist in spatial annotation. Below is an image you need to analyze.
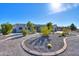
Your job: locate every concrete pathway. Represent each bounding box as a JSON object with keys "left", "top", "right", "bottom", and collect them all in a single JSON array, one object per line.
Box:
[
  {"left": 0, "top": 33, "right": 39, "bottom": 56},
  {"left": 58, "top": 35, "right": 79, "bottom": 56}
]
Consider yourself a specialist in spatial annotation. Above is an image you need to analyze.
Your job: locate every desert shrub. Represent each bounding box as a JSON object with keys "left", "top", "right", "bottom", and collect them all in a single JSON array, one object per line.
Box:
[
  {"left": 47, "top": 43, "right": 52, "bottom": 49},
  {"left": 0, "top": 29, "right": 1, "bottom": 33},
  {"left": 40, "top": 26, "right": 51, "bottom": 36},
  {"left": 21, "top": 29, "right": 29, "bottom": 36},
  {"left": 1, "top": 23, "right": 13, "bottom": 35},
  {"left": 60, "top": 32, "right": 66, "bottom": 37},
  {"left": 60, "top": 27, "right": 71, "bottom": 37},
  {"left": 31, "top": 27, "right": 36, "bottom": 34}
]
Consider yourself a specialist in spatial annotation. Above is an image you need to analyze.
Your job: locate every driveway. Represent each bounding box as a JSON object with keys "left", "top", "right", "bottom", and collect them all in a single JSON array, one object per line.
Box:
[{"left": 0, "top": 33, "right": 40, "bottom": 56}]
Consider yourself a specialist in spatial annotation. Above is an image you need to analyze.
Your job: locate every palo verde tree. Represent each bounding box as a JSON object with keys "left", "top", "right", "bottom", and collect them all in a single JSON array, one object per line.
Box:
[
  {"left": 1, "top": 23, "right": 13, "bottom": 35},
  {"left": 46, "top": 22, "right": 53, "bottom": 32},
  {"left": 40, "top": 25, "right": 51, "bottom": 37},
  {"left": 26, "top": 21, "right": 36, "bottom": 33}
]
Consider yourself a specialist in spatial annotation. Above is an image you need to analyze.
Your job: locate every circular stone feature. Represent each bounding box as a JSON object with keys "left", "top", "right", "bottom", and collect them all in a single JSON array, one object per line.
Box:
[{"left": 22, "top": 33, "right": 65, "bottom": 55}]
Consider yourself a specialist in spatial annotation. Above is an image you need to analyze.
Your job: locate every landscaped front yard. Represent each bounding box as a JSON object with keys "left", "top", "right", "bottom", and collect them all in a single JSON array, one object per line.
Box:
[
  {"left": 0, "top": 22, "right": 78, "bottom": 56},
  {"left": 0, "top": 32, "right": 79, "bottom": 56}
]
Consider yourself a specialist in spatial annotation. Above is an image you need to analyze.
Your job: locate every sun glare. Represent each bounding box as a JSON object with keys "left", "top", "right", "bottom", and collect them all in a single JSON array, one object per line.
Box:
[
  {"left": 50, "top": 3, "right": 62, "bottom": 10},
  {"left": 49, "top": 3, "right": 62, "bottom": 13}
]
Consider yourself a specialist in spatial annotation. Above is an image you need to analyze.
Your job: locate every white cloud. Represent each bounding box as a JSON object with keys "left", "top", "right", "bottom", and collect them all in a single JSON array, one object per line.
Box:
[{"left": 49, "top": 3, "right": 79, "bottom": 14}]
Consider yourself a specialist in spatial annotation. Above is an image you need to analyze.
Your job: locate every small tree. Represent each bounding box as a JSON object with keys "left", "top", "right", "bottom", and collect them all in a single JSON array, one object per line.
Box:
[
  {"left": 70, "top": 23, "right": 77, "bottom": 31},
  {"left": 26, "top": 21, "right": 36, "bottom": 33},
  {"left": 47, "top": 22, "right": 53, "bottom": 32},
  {"left": 40, "top": 26, "right": 51, "bottom": 37},
  {"left": 1, "top": 23, "right": 13, "bottom": 35}
]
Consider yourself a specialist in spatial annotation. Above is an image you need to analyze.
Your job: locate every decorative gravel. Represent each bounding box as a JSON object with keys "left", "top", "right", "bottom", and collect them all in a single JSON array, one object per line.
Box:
[
  {"left": 58, "top": 32, "right": 79, "bottom": 56},
  {"left": 0, "top": 35, "right": 8, "bottom": 40},
  {"left": 24, "top": 33, "right": 64, "bottom": 53},
  {"left": 0, "top": 33, "right": 38, "bottom": 56}
]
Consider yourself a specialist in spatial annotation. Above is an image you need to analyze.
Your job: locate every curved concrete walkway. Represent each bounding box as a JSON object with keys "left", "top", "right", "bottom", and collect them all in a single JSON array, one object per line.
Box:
[
  {"left": 21, "top": 36, "right": 67, "bottom": 56},
  {"left": 58, "top": 35, "right": 79, "bottom": 56}
]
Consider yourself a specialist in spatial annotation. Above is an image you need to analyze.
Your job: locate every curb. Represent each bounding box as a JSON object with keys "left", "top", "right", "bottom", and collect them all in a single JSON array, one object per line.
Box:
[{"left": 21, "top": 35, "right": 68, "bottom": 56}]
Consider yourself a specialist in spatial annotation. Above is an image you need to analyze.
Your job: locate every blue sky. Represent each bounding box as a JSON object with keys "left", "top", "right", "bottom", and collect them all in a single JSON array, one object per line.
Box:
[{"left": 0, "top": 3, "right": 79, "bottom": 28}]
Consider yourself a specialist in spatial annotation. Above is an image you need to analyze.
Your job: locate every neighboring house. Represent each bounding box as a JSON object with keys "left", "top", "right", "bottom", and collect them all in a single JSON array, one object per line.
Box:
[
  {"left": 53, "top": 24, "right": 58, "bottom": 32},
  {"left": 57, "top": 27, "right": 63, "bottom": 31},
  {"left": 35, "top": 24, "right": 44, "bottom": 32},
  {"left": 53, "top": 25, "right": 63, "bottom": 32},
  {"left": 35, "top": 24, "right": 59, "bottom": 32},
  {"left": 12, "top": 24, "right": 63, "bottom": 33},
  {"left": 13, "top": 24, "right": 27, "bottom": 33}
]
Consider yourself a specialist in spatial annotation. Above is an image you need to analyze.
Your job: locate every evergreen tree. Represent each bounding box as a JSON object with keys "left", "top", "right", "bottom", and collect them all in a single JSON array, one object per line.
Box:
[{"left": 70, "top": 23, "right": 77, "bottom": 31}]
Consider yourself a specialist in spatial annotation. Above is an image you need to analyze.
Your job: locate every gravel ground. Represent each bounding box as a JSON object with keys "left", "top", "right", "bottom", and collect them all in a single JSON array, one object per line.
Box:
[
  {"left": 0, "top": 33, "right": 40, "bottom": 56},
  {"left": 0, "top": 33, "right": 22, "bottom": 40},
  {"left": 0, "top": 37, "right": 31, "bottom": 56},
  {"left": 58, "top": 32, "right": 79, "bottom": 56},
  {"left": 0, "top": 35, "right": 8, "bottom": 40},
  {"left": 24, "top": 33, "right": 64, "bottom": 53},
  {"left": 0, "top": 32, "right": 79, "bottom": 56}
]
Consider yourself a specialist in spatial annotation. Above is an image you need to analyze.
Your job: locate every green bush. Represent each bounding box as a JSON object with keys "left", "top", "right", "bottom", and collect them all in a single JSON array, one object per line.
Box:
[
  {"left": 60, "top": 32, "right": 66, "bottom": 37},
  {"left": 0, "top": 29, "right": 1, "bottom": 33},
  {"left": 47, "top": 22, "right": 53, "bottom": 32},
  {"left": 26, "top": 21, "right": 36, "bottom": 33},
  {"left": 60, "top": 27, "right": 71, "bottom": 37},
  {"left": 21, "top": 29, "right": 29, "bottom": 36},
  {"left": 1, "top": 23, "right": 13, "bottom": 35},
  {"left": 40, "top": 26, "right": 51, "bottom": 36},
  {"left": 47, "top": 43, "right": 52, "bottom": 49}
]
